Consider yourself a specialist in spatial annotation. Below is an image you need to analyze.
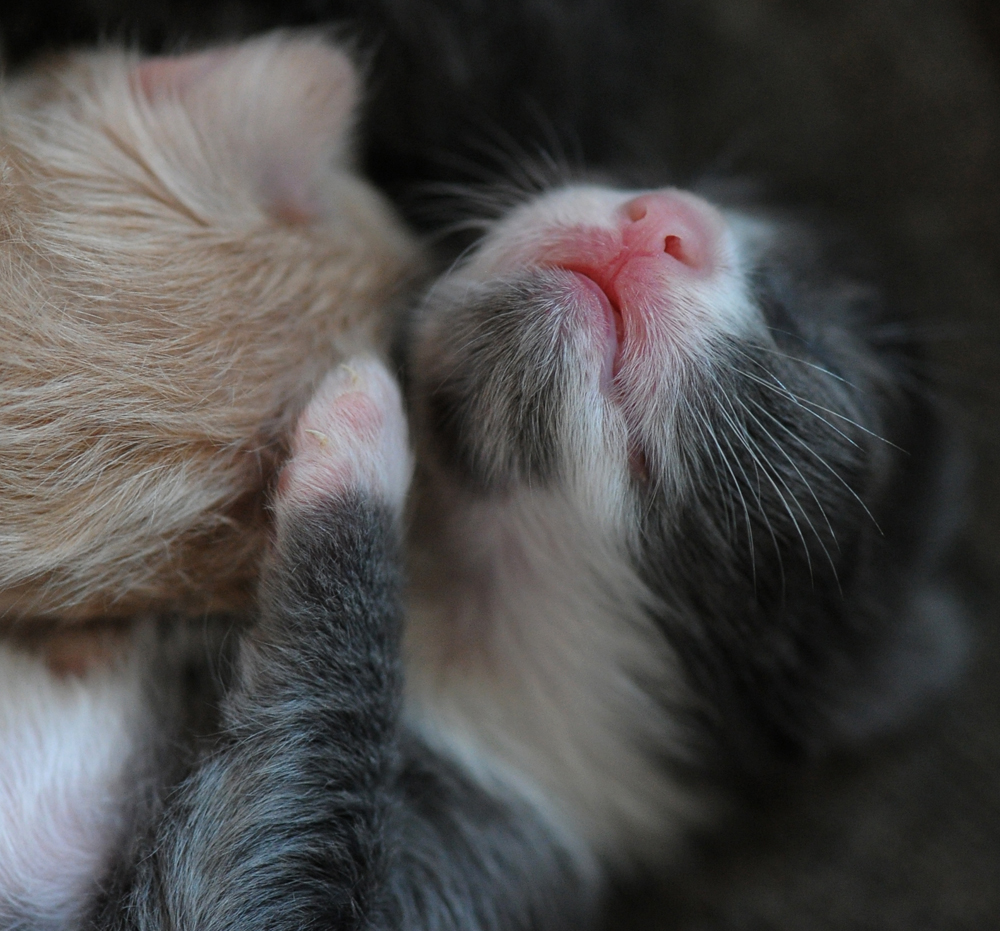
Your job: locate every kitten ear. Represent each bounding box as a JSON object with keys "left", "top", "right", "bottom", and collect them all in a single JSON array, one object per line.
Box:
[{"left": 133, "top": 35, "right": 360, "bottom": 224}]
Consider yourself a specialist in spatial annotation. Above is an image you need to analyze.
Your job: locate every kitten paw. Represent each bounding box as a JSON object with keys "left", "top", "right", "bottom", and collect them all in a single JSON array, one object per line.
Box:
[{"left": 277, "top": 356, "right": 412, "bottom": 517}]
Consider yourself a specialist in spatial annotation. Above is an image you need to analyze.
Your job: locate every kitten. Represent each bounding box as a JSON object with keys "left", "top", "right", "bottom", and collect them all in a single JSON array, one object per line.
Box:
[
  {"left": 83, "top": 180, "right": 964, "bottom": 928},
  {"left": 0, "top": 31, "right": 419, "bottom": 626},
  {"left": 400, "top": 182, "right": 967, "bottom": 863}
]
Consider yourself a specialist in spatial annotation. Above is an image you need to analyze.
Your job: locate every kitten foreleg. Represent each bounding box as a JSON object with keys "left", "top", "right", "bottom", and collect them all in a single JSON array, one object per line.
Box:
[{"left": 90, "top": 358, "right": 593, "bottom": 931}]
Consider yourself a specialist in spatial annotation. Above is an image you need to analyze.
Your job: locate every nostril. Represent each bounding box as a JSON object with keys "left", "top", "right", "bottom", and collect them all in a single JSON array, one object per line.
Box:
[
  {"left": 663, "top": 234, "right": 686, "bottom": 263},
  {"left": 626, "top": 201, "right": 648, "bottom": 222},
  {"left": 618, "top": 190, "right": 720, "bottom": 273}
]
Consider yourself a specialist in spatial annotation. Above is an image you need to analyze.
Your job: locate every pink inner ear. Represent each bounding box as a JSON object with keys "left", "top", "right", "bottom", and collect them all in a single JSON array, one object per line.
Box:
[
  {"left": 129, "top": 37, "right": 360, "bottom": 225},
  {"left": 133, "top": 50, "right": 230, "bottom": 102},
  {"left": 263, "top": 163, "right": 318, "bottom": 225}
]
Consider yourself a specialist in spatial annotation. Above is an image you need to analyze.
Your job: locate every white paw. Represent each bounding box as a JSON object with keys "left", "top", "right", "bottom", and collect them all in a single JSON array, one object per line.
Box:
[{"left": 277, "top": 356, "right": 412, "bottom": 516}]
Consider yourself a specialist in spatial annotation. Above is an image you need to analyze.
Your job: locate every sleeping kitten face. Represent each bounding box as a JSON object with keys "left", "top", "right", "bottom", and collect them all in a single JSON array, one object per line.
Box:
[
  {"left": 413, "top": 185, "right": 888, "bottom": 524},
  {"left": 0, "top": 35, "right": 420, "bottom": 623},
  {"left": 404, "top": 183, "right": 961, "bottom": 860}
]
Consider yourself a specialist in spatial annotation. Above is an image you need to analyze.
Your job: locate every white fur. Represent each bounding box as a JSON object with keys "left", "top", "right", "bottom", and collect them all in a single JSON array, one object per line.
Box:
[
  {"left": 278, "top": 356, "right": 413, "bottom": 518},
  {"left": 427, "top": 184, "right": 773, "bottom": 502},
  {"left": 405, "top": 479, "right": 706, "bottom": 868},
  {"left": 0, "top": 645, "right": 149, "bottom": 927},
  {"left": 455, "top": 184, "right": 761, "bottom": 340},
  {"left": 402, "top": 185, "right": 783, "bottom": 868}
]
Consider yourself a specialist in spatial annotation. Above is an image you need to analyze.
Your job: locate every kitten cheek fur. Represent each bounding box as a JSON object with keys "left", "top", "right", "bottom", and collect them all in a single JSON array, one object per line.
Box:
[{"left": 0, "top": 33, "right": 422, "bottom": 625}]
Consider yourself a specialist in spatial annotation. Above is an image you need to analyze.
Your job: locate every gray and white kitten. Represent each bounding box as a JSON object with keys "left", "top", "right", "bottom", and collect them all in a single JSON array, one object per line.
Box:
[
  {"left": 400, "top": 182, "right": 966, "bottom": 865},
  {"left": 82, "top": 178, "right": 964, "bottom": 930}
]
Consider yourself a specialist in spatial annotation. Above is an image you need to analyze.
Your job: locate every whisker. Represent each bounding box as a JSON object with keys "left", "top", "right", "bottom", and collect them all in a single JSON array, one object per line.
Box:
[
  {"left": 753, "top": 340, "right": 855, "bottom": 387},
  {"left": 691, "top": 390, "right": 762, "bottom": 587},
  {"left": 456, "top": 126, "right": 567, "bottom": 199},
  {"left": 682, "top": 392, "right": 750, "bottom": 560},
  {"left": 731, "top": 364, "right": 863, "bottom": 451},
  {"left": 713, "top": 393, "right": 812, "bottom": 582},
  {"left": 522, "top": 98, "right": 583, "bottom": 177},
  {"left": 731, "top": 346, "right": 904, "bottom": 451},
  {"left": 727, "top": 398, "right": 833, "bottom": 583},
  {"left": 735, "top": 399, "right": 843, "bottom": 591},
  {"left": 746, "top": 396, "right": 883, "bottom": 535}
]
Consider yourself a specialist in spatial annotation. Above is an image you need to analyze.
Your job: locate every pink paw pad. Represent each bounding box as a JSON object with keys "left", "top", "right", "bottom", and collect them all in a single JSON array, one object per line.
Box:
[{"left": 277, "top": 357, "right": 412, "bottom": 516}]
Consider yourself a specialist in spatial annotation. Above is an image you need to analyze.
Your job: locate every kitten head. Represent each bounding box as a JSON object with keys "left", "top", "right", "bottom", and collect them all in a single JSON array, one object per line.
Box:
[
  {"left": 407, "top": 183, "right": 965, "bottom": 788},
  {"left": 0, "top": 33, "right": 421, "bottom": 623}
]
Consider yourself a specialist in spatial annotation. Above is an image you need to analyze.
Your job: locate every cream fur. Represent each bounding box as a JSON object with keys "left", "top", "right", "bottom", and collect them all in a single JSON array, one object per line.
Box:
[{"left": 0, "top": 34, "right": 421, "bottom": 624}]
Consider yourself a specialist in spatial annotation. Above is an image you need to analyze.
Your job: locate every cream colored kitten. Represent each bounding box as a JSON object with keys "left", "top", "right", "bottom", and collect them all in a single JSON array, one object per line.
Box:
[{"left": 0, "top": 33, "right": 420, "bottom": 626}]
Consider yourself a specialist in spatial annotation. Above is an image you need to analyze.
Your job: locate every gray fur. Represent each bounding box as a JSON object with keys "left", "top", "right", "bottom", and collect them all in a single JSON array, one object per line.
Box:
[{"left": 88, "top": 498, "right": 592, "bottom": 931}]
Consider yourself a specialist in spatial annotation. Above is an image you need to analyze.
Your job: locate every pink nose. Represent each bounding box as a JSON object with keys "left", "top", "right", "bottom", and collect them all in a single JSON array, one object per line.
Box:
[{"left": 617, "top": 190, "right": 719, "bottom": 272}]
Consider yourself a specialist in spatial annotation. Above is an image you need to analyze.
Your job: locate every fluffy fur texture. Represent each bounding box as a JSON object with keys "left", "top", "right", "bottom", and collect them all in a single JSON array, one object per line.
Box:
[
  {"left": 0, "top": 1, "right": 986, "bottom": 927},
  {"left": 88, "top": 358, "right": 593, "bottom": 931},
  {"left": 76, "top": 179, "right": 965, "bottom": 928},
  {"left": 401, "top": 181, "right": 966, "bottom": 866},
  {"left": 0, "top": 32, "right": 419, "bottom": 624},
  {"left": 0, "top": 645, "right": 148, "bottom": 929},
  {"left": 0, "top": 619, "right": 228, "bottom": 930}
]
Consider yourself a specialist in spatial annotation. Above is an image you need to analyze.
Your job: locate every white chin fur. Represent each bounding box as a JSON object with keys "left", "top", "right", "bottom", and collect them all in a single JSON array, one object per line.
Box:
[{"left": 402, "top": 184, "right": 780, "bottom": 865}]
